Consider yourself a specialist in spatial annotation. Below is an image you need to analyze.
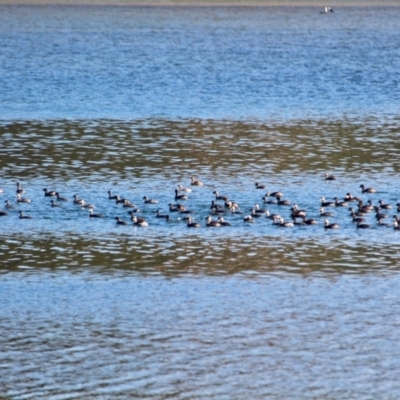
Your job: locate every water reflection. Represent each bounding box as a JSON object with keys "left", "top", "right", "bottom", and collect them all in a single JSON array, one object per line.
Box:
[{"left": 1, "top": 118, "right": 400, "bottom": 274}]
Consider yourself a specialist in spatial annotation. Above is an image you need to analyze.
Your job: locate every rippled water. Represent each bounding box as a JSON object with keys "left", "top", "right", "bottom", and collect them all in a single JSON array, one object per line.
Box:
[{"left": 1, "top": 4, "right": 400, "bottom": 399}]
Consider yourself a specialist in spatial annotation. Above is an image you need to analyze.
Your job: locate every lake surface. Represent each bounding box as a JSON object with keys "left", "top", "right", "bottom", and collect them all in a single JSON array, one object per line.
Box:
[{"left": 1, "top": 5, "right": 400, "bottom": 399}]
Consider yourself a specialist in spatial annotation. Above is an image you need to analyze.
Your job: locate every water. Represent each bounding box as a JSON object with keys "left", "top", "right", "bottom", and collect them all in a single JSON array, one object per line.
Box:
[{"left": 1, "top": 5, "right": 400, "bottom": 399}]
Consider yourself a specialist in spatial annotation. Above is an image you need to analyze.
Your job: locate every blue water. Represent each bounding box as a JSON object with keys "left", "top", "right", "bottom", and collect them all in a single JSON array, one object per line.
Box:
[
  {"left": 1, "top": 5, "right": 400, "bottom": 399},
  {"left": 1, "top": 5, "right": 399, "bottom": 121}
]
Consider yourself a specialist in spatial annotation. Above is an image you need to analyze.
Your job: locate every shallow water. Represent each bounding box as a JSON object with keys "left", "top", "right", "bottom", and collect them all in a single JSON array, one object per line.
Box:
[{"left": 1, "top": 4, "right": 400, "bottom": 399}]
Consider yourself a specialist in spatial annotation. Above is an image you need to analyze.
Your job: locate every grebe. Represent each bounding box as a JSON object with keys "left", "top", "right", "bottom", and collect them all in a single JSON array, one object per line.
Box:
[
  {"left": 324, "top": 219, "right": 339, "bottom": 229},
  {"left": 360, "top": 184, "right": 377, "bottom": 194},
  {"left": 190, "top": 176, "right": 203, "bottom": 187}
]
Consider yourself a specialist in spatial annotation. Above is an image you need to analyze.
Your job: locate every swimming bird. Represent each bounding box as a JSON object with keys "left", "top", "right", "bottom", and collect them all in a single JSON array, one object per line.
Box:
[
  {"left": 205, "top": 215, "right": 221, "bottom": 227},
  {"left": 122, "top": 199, "right": 137, "bottom": 208},
  {"left": 377, "top": 218, "right": 390, "bottom": 227},
  {"left": 55, "top": 192, "right": 68, "bottom": 201},
  {"left": 266, "top": 191, "right": 284, "bottom": 198},
  {"left": 175, "top": 189, "right": 188, "bottom": 201},
  {"left": 301, "top": 216, "right": 318, "bottom": 225},
  {"left": 243, "top": 215, "right": 255, "bottom": 223},
  {"left": 18, "top": 210, "right": 32, "bottom": 219},
  {"left": 187, "top": 216, "right": 201, "bottom": 228},
  {"left": 394, "top": 221, "right": 400, "bottom": 231},
  {"left": 156, "top": 209, "right": 169, "bottom": 218},
  {"left": 177, "top": 184, "right": 192, "bottom": 193},
  {"left": 107, "top": 190, "right": 119, "bottom": 200},
  {"left": 132, "top": 215, "right": 148, "bottom": 227},
  {"left": 324, "top": 219, "right": 339, "bottom": 229},
  {"left": 143, "top": 196, "right": 158, "bottom": 204},
  {"left": 323, "top": 173, "right": 336, "bottom": 180},
  {"left": 43, "top": 188, "right": 56, "bottom": 197},
  {"left": 320, "top": 197, "right": 335, "bottom": 207},
  {"left": 16, "top": 194, "right": 31, "bottom": 203},
  {"left": 344, "top": 193, "right": 362, "bottom": 203},
  {"left": 360, "top": 184, "right": 377, "bottom": 194},
  {"left": 89, "top": 209, "right": 103, "bottom": 218},
  {"left": 373, "top": 206, "right": 388, "bottom": 220},
  {"left": 115, "top": 216, "right": 128, "bottom": 225},
  {"left": 350, "top": 209, "right": 366, "bottom": 224},
  {"left": 334, "top": 197, "right": 348, "bottom": 207},
  {"left": 252, "top": 204, "right": 268, "bottom": 214},
  {"left": 397, "top": 203, "right": 400, "bottom": 213},
  {"left": 320, "top": 6, "right": 334, "bottom": 13},
  {"left": 80, "top": 200, "right": 96, "bottom": 209},
  {"left": 255, "top": 182, "right": 266, "bottom": 189},
  {"left": 265, "top": 210, "right": 281, "bottom": 220},
  {"left": 0, "top": 209, "right": 8, "bottom": 217},
  {"left": 319, "top": 207, "right": 334, "bottom": 217},
  {"left": 50, "top": 200, "right": 60, "bottom": 207},
  {"left": 358, "top": 200, "right": 374, "bottom": 213},
  {"left": 213, "top": 190, "right": 228, "bottom": 201},
  {"left": 274, "top": 216, "right": 294, "bottom": 227},
  {"left": 190, "top": 176, "right": 203, "bottom": 187},
  {"left": 178, "top": 204, "right": 194, "bottom": 214},
  {"left": 16, "top": 182, "right": 25, "bottom": 194},
  {"left": 73, "top": 194, "right": 84, "bottom": 205},
  {"left": 210, "top": 200, "right": 225, "bottom": 214},
  {"left": 169, "top": 203, "right": 181, "bottom": 212},
  {"left": 356, "top": 221, "right": 371, "bottom": 229},
  {"left": 218, "top": 216, "right": 232, "bottom": 226},
  {"left": 262, "top": 196, "right": 277, "bottom": 205},
  {"left": 276, "top": 196, "right": 291, "bottom": 206},
  {"left": 378, "top": 200, "right": 392, "bottom": 210},
  {"left": 4, "top": 200, "right": 15, "bottom": 210}
]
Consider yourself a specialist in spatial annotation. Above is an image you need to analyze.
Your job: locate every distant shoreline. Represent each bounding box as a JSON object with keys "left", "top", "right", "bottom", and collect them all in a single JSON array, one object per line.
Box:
[{"left": 0, "top": 0, "right": 398, "bottom": 6}]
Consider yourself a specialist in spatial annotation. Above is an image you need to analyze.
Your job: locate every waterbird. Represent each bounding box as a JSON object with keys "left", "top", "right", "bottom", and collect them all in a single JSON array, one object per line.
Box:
[
  {"left": 360, "top": 184, "right": 377, "bottom": 194},
  {"left": 55, "top": 192, "right": 68, "bottom": 201},
  {"left": 378, "top": 200, "right": 392, "bottom": 210},
  {"left": 323, "top": 173, "right": 336, "bottom": 180},
  {"left": 18, "top": 210, "right": 32, "bottom": 219},
  {"left": 156, "top": 209, "right": 169, "bottom": 218},
  {"left": 394, "top": 220, "right": 400, "bottom": 231},
  {"left": 43, "top": 188, "right": 57, "bottom": 197},
  {"left": 50, "top": 200, "right": 60, "bottom": 207},
  {"left": 4, "top": 200, "right": 15, "bottom": 210},
  {"left": 190, "top": 176, "right": 203, "bottom": 187},
  {"left": 177, "top": 184, "right": 192, "bottom": 193},
  {"left": 143, "top": 196, "right": 158, "bottom": 204},
  {"left": 301, "top": 216, "right": 318, "bottom": 225},
  {"left": 187, "top": 216, "right": 201, "bottom": 228},
  {"left": 262, "top": 196, "right": 277, "bottom": 205},
  {"left": 205, "top": 215, "right": 221, "bottom": 227},
  {"left": 213, "top": 190, "right": 228, "bottom": 201},
  {"left": 16, "top": 182, "right": 25, "bottom": 194},
  {"left": 276, "top": 196, "right": 291, "bottom": 206},
  {"left": 324, "top": 219, "right": 340, "bottom": 229},
  {"left": 218, "top": 216, "right": 232, "bottom": 226},
  {"left": 320, "top": 197, "right": 335, "bottom": 207},
  {"left": 320, "top": 207, "right": 334, "bottom": 217},
  {"left": 0, "top": 209, "right": 8, "bottom": 217},
  {"left": 89, "top": 209, "right": 103, "bottom": 218},
  {"left": 243, "top": 215, "right": 255, "bottom": 223},
  {"left": 334, "top": 197, "right": 348, "bottom": 207},
  {"left": 107, "top": 190, "right": 119, "bottom": 200},
  {"left": 356, "top": 221, "right": 371, "bottom": 229},
  {"left": 266, "top": 191, "right": 283, "bottom": 198},
  {"left": 274, "top": 216, "right": 294, "bottom": 227},
  {"left": 16, "top": 194, "right": 31, "bottom": 203},
  {"left": 255, "top": 182, "right": 266, "bottom": 189},
  {"left": 115, "top": 216, "right": 128, "bottom": 225},
  {"left": 175, "top": 189, "right": 188, "bottom": 201},
  {"left": 132, "top": 215, "right": 148, "bottom": 227}
]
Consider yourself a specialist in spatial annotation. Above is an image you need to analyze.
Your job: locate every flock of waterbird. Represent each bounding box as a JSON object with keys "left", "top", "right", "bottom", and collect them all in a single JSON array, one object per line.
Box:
[{"left": 1, "top": 175, "right": 400, "bottom": 231}]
